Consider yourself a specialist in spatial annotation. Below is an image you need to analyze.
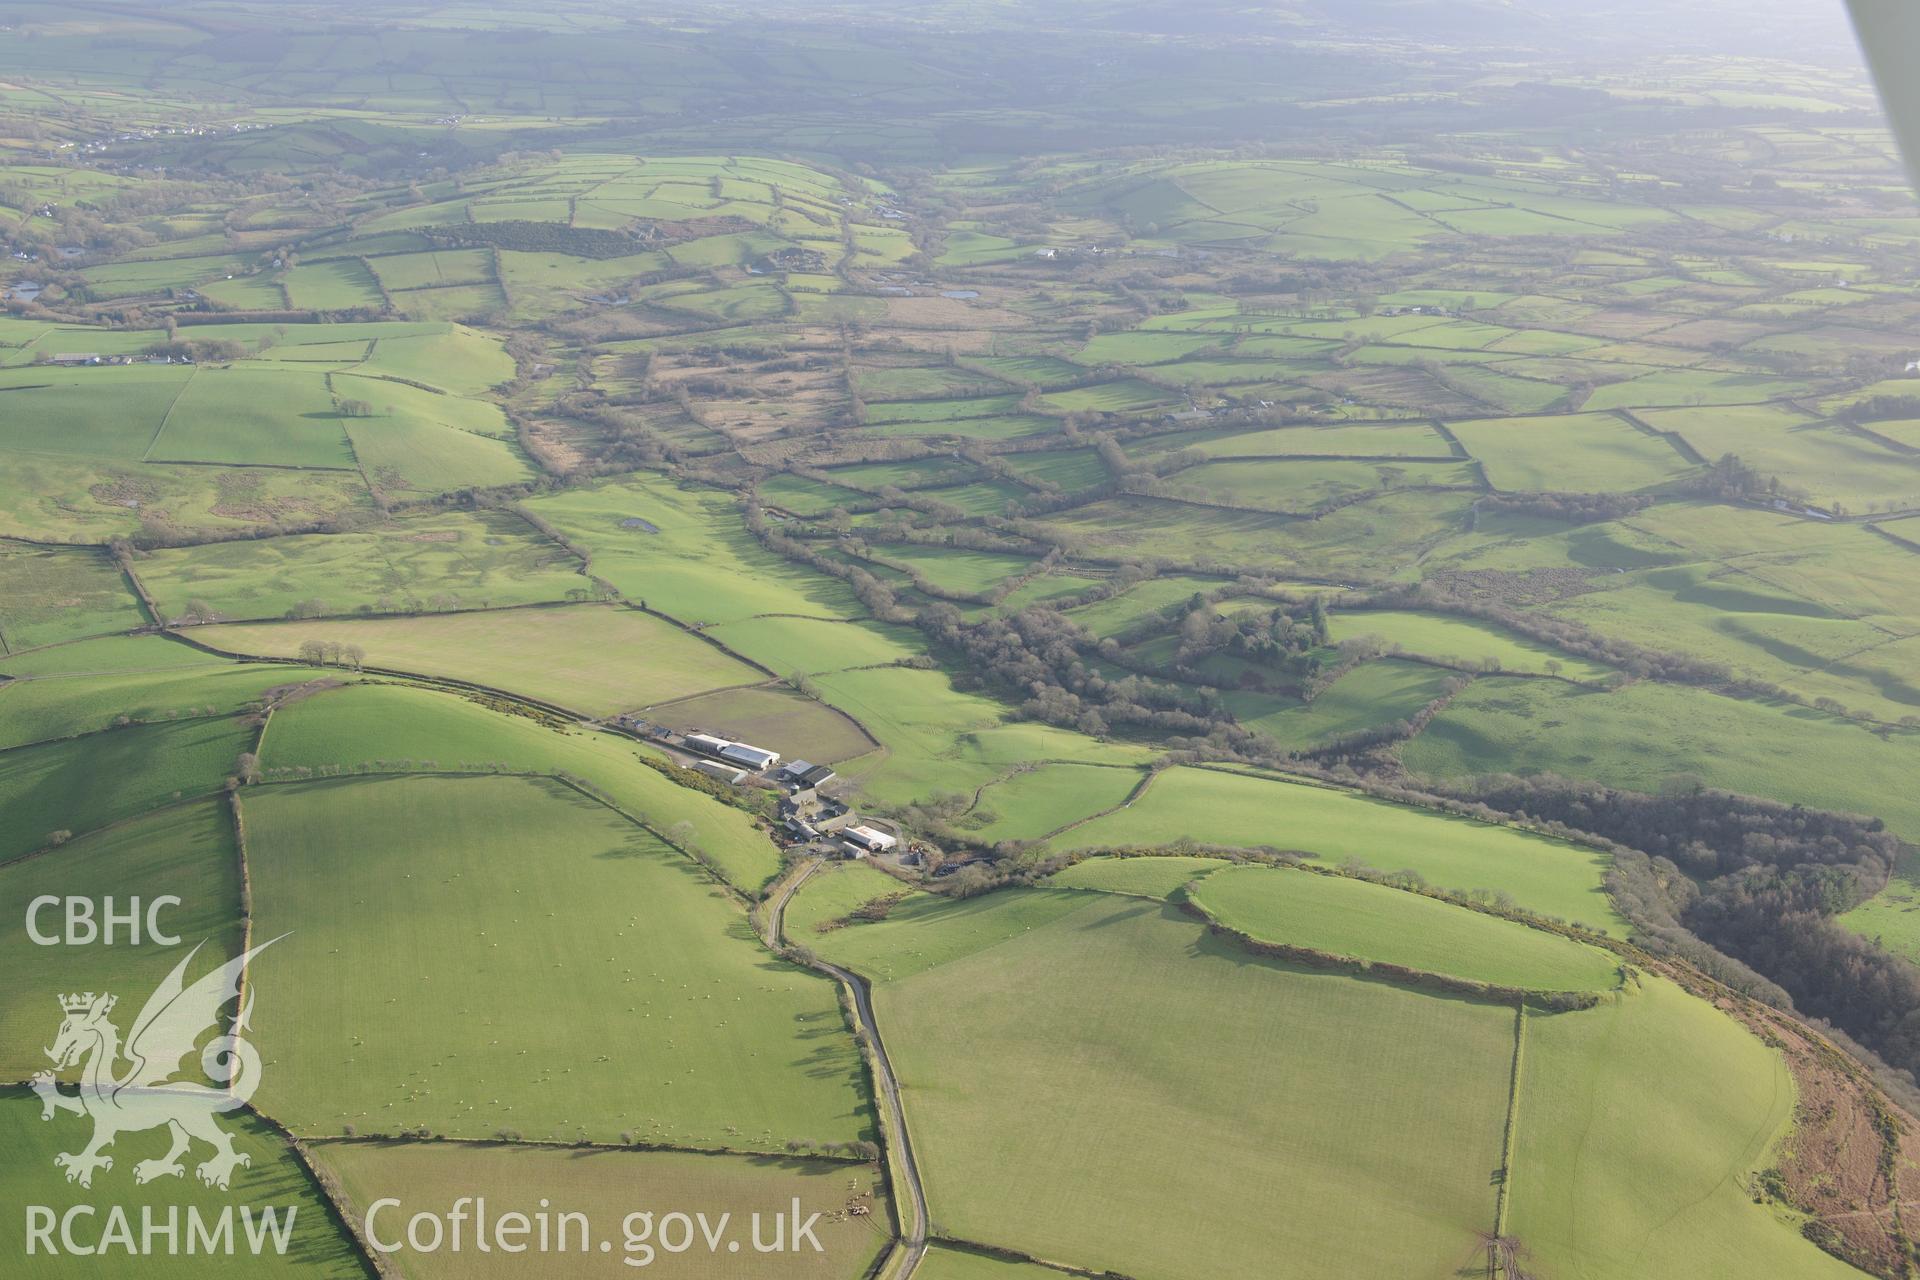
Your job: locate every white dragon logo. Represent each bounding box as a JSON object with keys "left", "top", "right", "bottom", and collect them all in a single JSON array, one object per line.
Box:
[{"left": 29, "top": 936, "right": 283, "bottom": 1191}]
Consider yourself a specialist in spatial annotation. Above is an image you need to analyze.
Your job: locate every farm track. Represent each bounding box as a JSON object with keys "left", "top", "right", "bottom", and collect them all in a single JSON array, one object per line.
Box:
[{"left": 763, "top": 858, "right": 929, "bottom": 1280}]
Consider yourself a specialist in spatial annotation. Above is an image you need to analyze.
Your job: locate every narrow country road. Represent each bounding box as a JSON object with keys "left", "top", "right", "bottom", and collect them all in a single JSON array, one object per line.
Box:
[{"left": 762, "top": 859, "right": 929, "bottom": 1280}]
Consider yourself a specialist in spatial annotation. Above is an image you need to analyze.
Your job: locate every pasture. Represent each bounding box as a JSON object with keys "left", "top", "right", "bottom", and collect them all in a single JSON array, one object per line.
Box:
[
  {"left": 0, "top": 1088, "right": 368, "bottom": 1279},
  {"left": 0, "top": 661, "right": 296, "bottom": 750},
  {"left": 1405, "top": 678, "right": 1920, "bottom": 844},
  {"left": 1507, "top": 978, "right": 1857, "bottom": 1280},
  {"left": 243, "top": 775, "right": 869, "bottom": 1151},
  {"left": 136, "top": 510, "right": 587, "bottom": 622},
  {"left": 868, "top": 896, "right": 1515, "bottom": 1280},
  {"left": 1447, "top": 413, "right": 1695, "bottom": 493},
  {"left": 312, "top": 1141, "right": 890, "bottom": 1280},
  {"left": 704, "top": 615, "right": 924, "bottom": 676},
  {"left": 257, "top": 682, "right": 784, "bottom": 890},
  {"left": 1224, "top": 658, "right": 1458, "bottom": 750},
  {"left": 1325, "top": 609, "right": 1613, "bottom": 680},
  {"left": 1060, "top": 766, "right": 1623, "bottom": 931},
  {"left": 1189, "top": 865, "right": 1620, "bottom": 990},
  {"left": 0, "top": 716, "right": 254, "bottom": 861},
  {"left": 197, "top": 604, "right": 762, "bottom": 717},
  {"left": 959, "top": 762, "right": 1143, "bottom": 844},
  {"left": 523, "top": 477, "right": 858, "bottom": 625},
  {"left": 0, "top": 541, "right": 143, "bottom": 653},
  {"left": 1046, "top": 854, "right": 1231, "bottom": 899},
  {"left": 0, "top": 799, "right": 243, "bottom": 1080}
]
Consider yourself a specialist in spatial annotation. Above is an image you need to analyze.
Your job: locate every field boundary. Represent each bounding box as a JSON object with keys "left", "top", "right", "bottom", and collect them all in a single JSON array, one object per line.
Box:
[{"left": 1495, "top": 1003, "right": 1526, "bottom": 1240}]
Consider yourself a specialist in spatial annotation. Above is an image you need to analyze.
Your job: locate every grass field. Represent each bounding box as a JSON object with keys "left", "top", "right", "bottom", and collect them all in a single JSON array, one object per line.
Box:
[
  {"left": 918, "top": 1246, "right": 1063, "bottom": 1280},
  {"left": 812, "top": 666, "right": 1153, "bottom": 808},
  {"left": 137, "top": 510, "right": 588, "bottom": 622},
  {"left": 647, "top": 684, "right": 874, "bottom": 764},
  {"left": 1448, "top": 413, "right": 1695, "bottom": 492},
  {"left": 1507, "top": 977, "right": 1857, "bottom": 1280},
  {"left": 1325, "top": 610, "right": 1613, "bottom": 680},
  {"left": 959, "top": 762, "right": 1143, "bottom": 844},
  {"left": 1404, "top": 678, "right": 1920, "bottom": 843},
  {"left": 866, "top": 895, "right": 1516, "bottom": 1280},
  {"left": 1190, "top": 865, "right": 1620, "bottom": 990},
  {"left": 1061, "top": 766, "right": 1622, "bottom": 931},
  {"left": 0, "top": 661, "right": 297, "bottom": 750},
  {"left": 523, "top": 477, "right": 858, "bottom": 626},
  {"left": 1224, "top": 658, "right": 1458, "bottom": 750},
  {"left": 147, "top": 368, "right": 356, "bottom": 470},
  {"left": 197, "top": 605, "right": 762, "bottom": 717},
  {"left": 703, "top": 616, "right": 924, "bottom": 676},
  {"left": 0, "top": 799, "right": 243, "bottom": 1080},
  {"left": 0, "top": 1088, "right": 368, "bottom": 1278},
  {"left": 0, "top": 633, "right": 225, "bottom": 677},
  {"left": 257, "top": 682, "right": 784, "bottom": 890},
  {"left": 783, "top": 861, "right": 911, "bottom": 941},
  {"left": 1046, "top": 854, "right": 1231, "bottom": 899},
  {"left": 312, "top": 1140, "right": 890, "bottom": 1279},
  {"left": 0, "top": 716, "right": 254, "bottom": 861},
  {"left": 0, "top": 542, "right": 144, "bottom": 653},
  {"left": 243, "top": 775, "right": 869, "bottom": 1151}
]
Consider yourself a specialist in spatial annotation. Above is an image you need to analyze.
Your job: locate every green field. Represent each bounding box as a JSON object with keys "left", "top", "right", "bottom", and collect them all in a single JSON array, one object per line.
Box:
[
  {"left": 1190, "top": 864, "right": 1621, "bottom": 990},
  {"left": 0, "top": 1088, "right": 368, "bottom": 1278},
  {"left": 1448, "top": 413, "right": 1695, "bottom": 492},
  {"left": 148, "top": 368, "right": 356, "bottom": 470},
  {"left": 258, "top": 682, "right": 784, "bottom": 890},
  {"left": 313, "top": 1141, "right": 889, "bottom": 1279},
  {"left": 198, "top": 604, "right": 762, "bottom": 716},
  {"left": 959, "top": 762, "right": 1143, "bottom": 844},
  {"left": 1325, "top": 610, "right": 1613, "bottom": 680},
  {"left": 0, "top": 716, "right": 254, "bottom": 861},
  {"left": 917, "top": 1247, "right": 1063, "bottom": 1280},
  {"left": 137, "top": 510, "right": 588, "bottom": 622},
  {"left": 1061, "top": 766, "right": 1622, "bottom": 931},
  {"left": 0, "top": 542, "right": 144, "bottom": 653},
  {"left": 862, "top": 895, "right": 1516, "bottom": 1280},
  {"left": 1046, "top": 854, "right": 1231, "bottom": 899},
  {"left": 523, "top": 477, "right": 858, "bottom": 625},
  {"left": 1507, "top": 977, "right": 1857, "bottom": 1280},
  {"left": 704, "top": 615, "right": 924, "bottom": 675},
  {"left": 1224, "top": 658, "right": 1459, "bottom": 750},
  {"left": 1405, "top": 678, "right": 1920, "bottom": 843},
  {"left": 813, "top": 666, "right": 1153, "bottom": 808},
  {"left": 0, "top": 661, "right": 296, "bottom": 750},
  {"left": 0, "top": 799, "right": 244, "bottom": 1080},
  {"left": 243, "top": 775, "right": 868, "bottom": 1150}
]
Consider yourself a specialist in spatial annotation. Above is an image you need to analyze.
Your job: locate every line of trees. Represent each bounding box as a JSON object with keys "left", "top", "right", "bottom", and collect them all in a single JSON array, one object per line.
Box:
[{"left": 1449, "top": 773, "right": 1920, "bottom": 1079}]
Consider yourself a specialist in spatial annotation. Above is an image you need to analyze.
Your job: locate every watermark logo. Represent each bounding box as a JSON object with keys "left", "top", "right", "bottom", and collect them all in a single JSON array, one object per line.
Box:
[{"left": 31, "top": 936, "right": 282, "bottom": 1191}]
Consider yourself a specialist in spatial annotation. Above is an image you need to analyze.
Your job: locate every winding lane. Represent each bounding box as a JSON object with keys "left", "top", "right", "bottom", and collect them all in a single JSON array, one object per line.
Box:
[{"left": 762, "top": 858, "right": 929, "bottom": 1280}]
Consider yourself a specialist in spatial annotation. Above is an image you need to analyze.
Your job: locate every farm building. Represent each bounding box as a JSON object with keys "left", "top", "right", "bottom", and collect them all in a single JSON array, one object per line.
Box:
[
  {"left": 681, "top": 732, "right": 781, "bottom": 772},
  {"left": 844, "top": 825, "right": 898, "bottom": 854},
  {"left": 719, "top": 742, "right": 779, "bottom": 771},
  {"left": 691, "top": 759, "right": 747, "bottom": 785},
  {"left": 776, "top": 759, "right": 837, "bottom": 789}
]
